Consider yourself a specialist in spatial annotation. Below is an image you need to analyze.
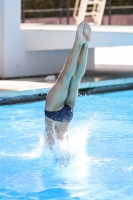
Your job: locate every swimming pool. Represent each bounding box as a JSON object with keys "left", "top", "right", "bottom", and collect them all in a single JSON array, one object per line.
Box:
[{"left": 0, "top": 90, "right": 133, "bottom": 199}]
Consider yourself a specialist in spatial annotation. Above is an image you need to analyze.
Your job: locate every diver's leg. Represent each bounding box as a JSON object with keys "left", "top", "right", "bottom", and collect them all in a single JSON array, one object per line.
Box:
[
  {"left": 45, "top": 21, "right": 86, "bottom": 111},
  {"left": 65, "top": 23, "right": 91, "bottom": 108},
  {"left": 65, "top": 43, "right": 88, "bottom": 108}
]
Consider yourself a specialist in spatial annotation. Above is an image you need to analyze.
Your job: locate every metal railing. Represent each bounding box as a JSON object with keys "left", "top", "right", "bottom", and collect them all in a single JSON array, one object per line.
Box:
[
  {"left": 21, "top": 0, "right": 71, "bottom": 24},
  {"left": 21, "top": 0, "right": 133, "bottom": 25}
]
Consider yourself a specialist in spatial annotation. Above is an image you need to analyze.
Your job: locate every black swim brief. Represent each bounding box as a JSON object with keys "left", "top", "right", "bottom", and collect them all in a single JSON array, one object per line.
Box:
[{"left": 45, "top": 104, "right": 73, "bottom": 122}]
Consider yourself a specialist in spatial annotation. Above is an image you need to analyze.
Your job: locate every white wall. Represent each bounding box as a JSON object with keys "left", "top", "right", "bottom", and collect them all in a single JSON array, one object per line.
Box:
[
  {"left": 0, "top": 0, "right": 40, "bottom": 78},
  {"left": 0, "top": 0, "right": 93, "bottom": 78},
  {"left": 2, "top": 0, "right": 25, "bottom": 78},
  {"left": 0, "top": 0, "right": 2, "bottom": 77},
  {"left": 0, "top": 0, "right": 94, "bottom": 78},
  {"left": 0, "top": 0, "right": 132, "bottom": 78},
  {"left": 95, "top": 46, "right": 133, "bottom": 71},
  {"left": 95, "top": 46, "right": 133, "bottom": 66},
  {"left": 0, "top": 0, "right": 4, "bottom": 77}
]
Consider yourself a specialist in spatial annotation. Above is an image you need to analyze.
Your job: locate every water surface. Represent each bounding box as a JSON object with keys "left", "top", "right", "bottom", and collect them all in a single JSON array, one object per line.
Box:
[{"left": 0, "top": 90, "right": 133, "bottom": 199}]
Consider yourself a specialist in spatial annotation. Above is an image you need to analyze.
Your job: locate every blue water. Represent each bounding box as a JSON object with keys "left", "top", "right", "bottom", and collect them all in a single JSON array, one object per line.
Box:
[{"left": 0, "top": 90, "right": 133, "bottom": 200}]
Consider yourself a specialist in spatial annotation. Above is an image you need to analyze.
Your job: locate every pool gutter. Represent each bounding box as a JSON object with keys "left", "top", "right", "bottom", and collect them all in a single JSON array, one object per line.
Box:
[{"left": 0, "top": 76, "right": 133, "bottom": 105}]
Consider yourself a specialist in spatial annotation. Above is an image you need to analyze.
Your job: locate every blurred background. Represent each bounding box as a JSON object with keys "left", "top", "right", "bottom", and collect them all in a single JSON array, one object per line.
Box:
[{"left": 21, "top": 0, "right": 133, "bottom": 25}]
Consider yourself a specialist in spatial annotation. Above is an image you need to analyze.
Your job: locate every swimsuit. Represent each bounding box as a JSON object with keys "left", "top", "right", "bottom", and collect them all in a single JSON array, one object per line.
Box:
[{"left": 45, "top": 104, "right": 73, "bottom": 122}]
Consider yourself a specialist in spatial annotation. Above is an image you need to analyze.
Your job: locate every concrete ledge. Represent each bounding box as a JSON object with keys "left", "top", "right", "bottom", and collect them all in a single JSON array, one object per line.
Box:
[
  {"left": 21, "top": 24, "right": 133, "bottom": 51},
  {"left": 1, "top": 83, "right": 133, "bottom": 105},
  {"left": 1, "top": 76, "right": 133, "bottom": 105},
  {"left": 80, "top": 77, "right": 133, "bottom": 89},
  {"left": 1, "top": 76, "right": 133, "bottom": 98}
]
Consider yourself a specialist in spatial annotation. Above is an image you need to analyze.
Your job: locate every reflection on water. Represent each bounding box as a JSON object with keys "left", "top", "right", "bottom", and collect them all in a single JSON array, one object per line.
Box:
[{"left": 0, "top": 90, "right": 133, "bottom": 199}]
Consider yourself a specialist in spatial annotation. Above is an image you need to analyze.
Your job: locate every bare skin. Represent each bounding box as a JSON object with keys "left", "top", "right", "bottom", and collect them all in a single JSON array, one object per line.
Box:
[{"left": 45, "top": 21, "right": 91, "bottom": 147}]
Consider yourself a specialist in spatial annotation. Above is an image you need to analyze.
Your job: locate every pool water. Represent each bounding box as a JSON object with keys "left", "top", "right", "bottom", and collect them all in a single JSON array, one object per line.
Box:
[{"left": 0, "top": 90, "right": 133, "bottom": 199}]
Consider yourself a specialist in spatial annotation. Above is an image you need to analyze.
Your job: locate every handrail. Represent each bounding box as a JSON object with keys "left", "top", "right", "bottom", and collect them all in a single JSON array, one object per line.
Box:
[
  {"left": 106, "top": 5, "right": 133, "bottom": 9},
  {"left": 73, "top": 0, "right": 107, "bottom": 25},
  {"left": 24, "top": 6, "right": 133, "bottom": 13},
  {"left": 73, "top": 0, "right": 80, "bottom": 19},
  {"left": 21, "top": 5, "right": 133, "bottom": 24}
]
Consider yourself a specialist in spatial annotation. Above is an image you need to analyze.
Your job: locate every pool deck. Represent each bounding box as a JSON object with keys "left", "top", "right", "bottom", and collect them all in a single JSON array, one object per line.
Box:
[{"left": 0, "top": 65, "right": 133, "bottom": 105}]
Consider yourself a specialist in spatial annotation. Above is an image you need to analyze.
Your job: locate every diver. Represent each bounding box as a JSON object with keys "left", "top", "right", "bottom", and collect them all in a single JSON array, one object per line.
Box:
[{"left": 45, "top": 21, "right": 91, "bottom": 147}]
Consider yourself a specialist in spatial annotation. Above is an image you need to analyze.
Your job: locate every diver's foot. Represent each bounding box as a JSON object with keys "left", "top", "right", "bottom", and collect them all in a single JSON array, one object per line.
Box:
[
  {"left": 75, "top": 21, "right": 86, "bottom": 45},
  {"left": 83, "top": 22, "right": 91, "bottom": 42}
]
